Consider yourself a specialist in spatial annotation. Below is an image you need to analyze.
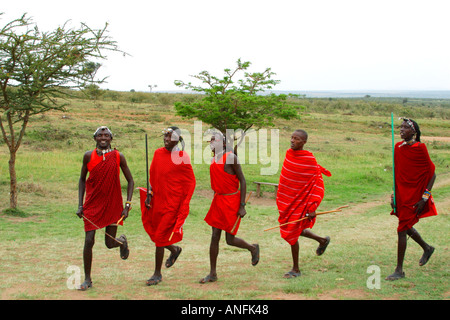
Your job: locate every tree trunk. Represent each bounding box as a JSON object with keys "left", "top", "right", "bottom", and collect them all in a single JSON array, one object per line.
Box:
[{"left": 9, "top": 150, "right": 17, "bottom": 209}]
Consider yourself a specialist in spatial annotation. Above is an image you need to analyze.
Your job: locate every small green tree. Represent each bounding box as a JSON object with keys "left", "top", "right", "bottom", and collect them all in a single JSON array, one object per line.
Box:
[
  {"left": 0, "top": 13, "right": 123, "bottom": 209},
  {"left": 174, "top": 59, "right": 302, "bottom": 147}
]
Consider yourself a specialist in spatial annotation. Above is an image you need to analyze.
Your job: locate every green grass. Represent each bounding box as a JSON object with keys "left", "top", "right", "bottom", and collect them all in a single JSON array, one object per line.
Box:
[{"left": 0, "top": 94, "right": 449, "bottom": 300}]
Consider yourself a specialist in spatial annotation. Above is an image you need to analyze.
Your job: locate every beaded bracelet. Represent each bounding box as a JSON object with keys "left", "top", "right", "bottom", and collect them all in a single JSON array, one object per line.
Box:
[{"left": 422, "top": 189, "right": 431, "bottom": 202}]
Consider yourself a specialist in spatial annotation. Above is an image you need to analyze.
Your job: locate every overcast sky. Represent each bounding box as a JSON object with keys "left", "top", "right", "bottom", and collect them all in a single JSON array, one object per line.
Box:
[{"left": 2, "top": 0, "right": 450, "bottom": 92}]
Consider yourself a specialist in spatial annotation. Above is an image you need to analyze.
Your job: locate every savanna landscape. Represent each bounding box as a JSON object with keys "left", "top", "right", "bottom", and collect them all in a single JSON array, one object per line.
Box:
[{"left": 0, "top": 91, "right": 448, "bottom": 300}]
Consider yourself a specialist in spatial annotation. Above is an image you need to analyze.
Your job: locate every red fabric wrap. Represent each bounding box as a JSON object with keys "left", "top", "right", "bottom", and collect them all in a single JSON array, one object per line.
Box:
[
  {"left": 83, "top": 150, "right": 123, "bottom": 231},
  {"left": 391, "top": 142, "right": 437, "bottom": 232},
  {"left": 276, "top": 149, "right": 331, "bottom": 245},
  {"left": 204, "top": 152, "right": 241, "bottom": 235},
  {"left": 140, "top": 148, "right": 196, "bottom": 247}
]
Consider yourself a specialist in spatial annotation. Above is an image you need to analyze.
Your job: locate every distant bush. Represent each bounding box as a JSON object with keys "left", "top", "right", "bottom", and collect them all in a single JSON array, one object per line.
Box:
[{"left": 290, "top": 97, "right": 450, "bottom": 119}]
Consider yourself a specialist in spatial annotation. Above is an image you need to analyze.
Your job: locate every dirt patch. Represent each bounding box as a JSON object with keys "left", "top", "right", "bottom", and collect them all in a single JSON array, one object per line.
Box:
[
  {"left": 421, "top": 136, "right": 450, "bottom": 143},
  {"left": 259, "top": 288, "right": 369, "bottom": 300},
  {"left": 316, "top": 288, "right": 369, "bottom": 300}
]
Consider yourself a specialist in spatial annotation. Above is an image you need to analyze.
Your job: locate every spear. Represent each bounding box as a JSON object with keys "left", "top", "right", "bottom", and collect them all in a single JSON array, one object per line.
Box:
[
  {"left": 391, "top": 112, "right": 397, "bottom": 214},
  {"left": 263, "top": 205, "right": 349, "bottom": 232}
]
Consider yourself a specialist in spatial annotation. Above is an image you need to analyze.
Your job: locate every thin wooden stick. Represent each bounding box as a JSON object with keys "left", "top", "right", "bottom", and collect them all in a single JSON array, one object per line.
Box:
[
  {"left": 82, "top": 215, "right": 123, "bottom": 245},
  {"left": 230, "top": 191, "right": 253, "bottom": 234},
  {"left": 263, "top": 205, "right": 349, "bottom": 232},
  {"left": 115, "top": 205, "right": 132, "bottom": 226},
  {"left": 116, "top": 215, "right": 124, "bottom": 226}
]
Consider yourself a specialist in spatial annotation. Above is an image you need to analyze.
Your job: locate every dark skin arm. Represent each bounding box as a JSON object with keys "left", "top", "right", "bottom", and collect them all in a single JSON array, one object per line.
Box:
[
  {"left": 76, "top": 151, "right": 91, "bottom": 218},
  {"left": 119, "top": 152, "right": 134, "bottom": 220},
  {"left": 413, "top": 173, "right": 436, "bottom": 216},
  {"left": 76, "top": 151, "right": 134, "bottom": 220},
  {"left": 390, "top": 173, "right": 437, "bottom": 215},
  {"left": 224, "top": 152, "right": 247, "bottom": 218},
  {"left": 145, "top": 190, "right": 152, "bottom": 209}
]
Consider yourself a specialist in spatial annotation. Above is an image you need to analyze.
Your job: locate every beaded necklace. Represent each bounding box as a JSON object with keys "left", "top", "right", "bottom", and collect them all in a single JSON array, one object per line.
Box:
[{"left": 97, "top": 148, "right": 112, "bottom": 161}]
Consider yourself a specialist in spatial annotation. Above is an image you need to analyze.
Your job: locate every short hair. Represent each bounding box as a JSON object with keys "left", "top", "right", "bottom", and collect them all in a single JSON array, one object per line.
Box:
[
  {"left": 93, "top": 126, "right": 113, "bottom": 139},
  {"left": 294, "top": 129, "right": 308, "bottom": 140}
]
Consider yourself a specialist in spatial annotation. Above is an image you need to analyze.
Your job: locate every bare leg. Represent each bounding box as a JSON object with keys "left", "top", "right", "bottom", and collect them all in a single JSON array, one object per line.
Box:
[
  {"left": 200, "top": 227, "right": 221, "bottom": 283},
  {"left": 225, "top": 232, "right": 259, "bottom": 265},
  {"left": 164, "top": 244, "right": 182, "bottom": 268},
  {"left": 301, "top": 228, "right": 327, "bottom": 245},
  {"left": 104, "top": 225, "right": 120, "bottom": 248},
  {"left": 386, "top": 230, "right": 407, "bottom": 280},
  {"left": 80, "top": 230, "right": 95, "bottom": 290},
  {"left": 147, "top": 246, "right": 164, "bottom": 285},
  {"left": 407, "top": 227, "right": 434, "bottom": 266},
  {"left": 301, "top": 229, "right": 330, "bottom": 256},
  {"left": 105, "top": 225, "right": 129, "bottom": 259},
  {"left": 284, "top": 241, "right": 301, "bottom": 278}
]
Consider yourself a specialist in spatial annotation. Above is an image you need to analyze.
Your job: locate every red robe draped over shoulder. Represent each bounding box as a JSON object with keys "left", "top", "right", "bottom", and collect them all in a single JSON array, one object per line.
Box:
[
  {"left": 139, "top": 147, "right": 196, "bottom": 247},
  {"left": 204, "top": 152, "right": 241, "bottom": 235},
  {"left": 276, "top": 149, "right": 331, "bottom": 245},
  {"left": 391, "top": 141, "right": 437, "bottom": 232},
  {"left": 83, "top": 150, "right": 123, "bottom": 231}
]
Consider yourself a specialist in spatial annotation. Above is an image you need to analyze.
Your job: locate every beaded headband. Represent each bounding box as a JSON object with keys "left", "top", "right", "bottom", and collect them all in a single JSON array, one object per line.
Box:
[
  {"left": 93, "top": 126, "right": 113, "bottom": 138},
  {"left": 161, "top": 127, "right": 182, "bottom": 140},
  {"left": 402, "top": 118, "right": 416, "bottom": 132}
]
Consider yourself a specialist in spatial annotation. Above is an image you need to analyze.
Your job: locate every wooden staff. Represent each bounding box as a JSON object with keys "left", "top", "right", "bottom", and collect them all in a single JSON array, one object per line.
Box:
[
  {"left": 115, "top": 213, "right": 128, "bottom": 226},
  {"left": 263, "top": 205, "right": 349, "bottom": 232},
  {"left": 116, "top": 201, "right": 132, "bottom": 227},
  {"left": 82, "top": 215, "right": 123, "bottom": 245},
  {"left": 230, "top": 191, "right": 253, "bottom": 234},
  {"left": 116, "top": 216, "right": 124, "bottom": 226}
]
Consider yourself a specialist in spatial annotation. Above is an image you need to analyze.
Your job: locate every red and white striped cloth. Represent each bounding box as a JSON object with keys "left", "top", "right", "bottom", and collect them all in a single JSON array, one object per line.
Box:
[{"left": 276, "top": 149, "right": 331, "bottom": 245}]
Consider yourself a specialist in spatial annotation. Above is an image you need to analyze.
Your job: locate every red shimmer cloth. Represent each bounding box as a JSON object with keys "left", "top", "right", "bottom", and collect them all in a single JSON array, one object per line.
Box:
[
  {"left": 83, "top": 150, "right": 123, "bottom": 231},
  {"left": 139, "top": 148, "right": 196, "bottom": 247},
  {"left": 391, "top": 141, "right": 437, "bottom": 232},
  {"left": 276, "top": 149, "right": 331, "bottom": 245},
  {"left": 204, "top": 152, "right": 241, "bottom": 235}
]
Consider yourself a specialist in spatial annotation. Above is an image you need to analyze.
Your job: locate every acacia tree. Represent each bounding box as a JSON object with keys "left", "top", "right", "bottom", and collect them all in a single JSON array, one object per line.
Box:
[
  {"left": 0, "top": 13, "right": 122, "bottom": 209},
  {"left": 174, "top": 59, "right": 302, "bottom": 148}
]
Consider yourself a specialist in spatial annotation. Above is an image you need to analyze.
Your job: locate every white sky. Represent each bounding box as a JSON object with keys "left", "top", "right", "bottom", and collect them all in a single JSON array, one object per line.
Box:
[{"left": 2, "top": 0, "right": 450, "bottom": 92}]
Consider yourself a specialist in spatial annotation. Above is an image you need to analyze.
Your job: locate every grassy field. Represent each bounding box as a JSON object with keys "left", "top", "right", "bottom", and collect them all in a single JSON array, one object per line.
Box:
[{"left": 0, "top": 94, "right": 449, "bottom": 300}]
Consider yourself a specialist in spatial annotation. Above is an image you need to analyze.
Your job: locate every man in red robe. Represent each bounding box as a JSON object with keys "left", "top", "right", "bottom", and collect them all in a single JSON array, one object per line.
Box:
[
  {"left": 139, "top": 126, "right": 196, "bottom": 286},
  {"left": 276, "top": 129, "right": 331, "bottom": 278},
  {"left": 200, "top": 132, "right": 259, "bottom": 284},
  {"left": 386, "top": 119, "right": 437, "bottom": 280},
  {"left": 76, "top": 126, "right": 134, "bottom": 291}
]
